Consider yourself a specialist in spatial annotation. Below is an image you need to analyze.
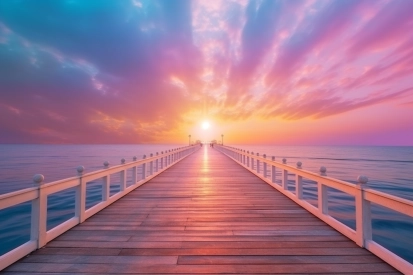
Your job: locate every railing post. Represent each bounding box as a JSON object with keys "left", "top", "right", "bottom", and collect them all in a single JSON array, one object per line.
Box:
[
  {"left": 318, "top": 183, "right": 328, "bottom": 214},
  {"left": 271, "top": 156, "right": 276, "bottom": 183},
  {"left": 355, "top": 175, "right": 372, "bottom": 247},
  {"left": 256, "top": 153, "right": 260, "bottom": 173},
  {"left": 120, "top": 169, "right": 126, "bottom": 192},
  {"left": 160, "top": 152, "right": 164, "bottom": 169},
  {"left": 132, "top": 156, "right": 138, "bottom": 185},
  {"left": 75, "top": 166, "right": 86, "bottom": 223},
  {"left": 247, "top": 151, "right": 250, "bottom": 167},
  {"left": 296, "top": 162, "right": 302, "bottom": 199},
  {"left": 103, "top": 161, "right": 110, "bottom": 201},
  {"left": 142, "top": 155, "right": 147, "bottom": 179},
  {"left": 282, "top": 169, "right": 288, "bottom": 190},
  {"left": 251, "top": 152, "right": 255, "bottom": 170},
  {"left": 120, "top": 159, "right": 126, "bottom": 191},
  {"left": 282, "top": 158, "right": 288, "bottom": 190},
  {"left": 31, "top": 174, "right": 47, "bottom": 248},
  {"left": 155, "top": 153, "right": 159, "bottom": 172},
  {"left": 263, "top": 154, "right": 267, "bottom": 178},
  {"left": 318, "top": 166, "right": 328, "bottom": 214},
  {"left": 150, "top": 154, "right": 154, "bottom": 175}
]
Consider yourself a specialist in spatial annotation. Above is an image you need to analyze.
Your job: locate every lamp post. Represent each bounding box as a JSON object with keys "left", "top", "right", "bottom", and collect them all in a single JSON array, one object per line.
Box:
[
  {"left": 221, "top": 134, "right": 224, "bottom": 145},
  {"left": 188, "top": 134, "right": 191, "bottom": 145}
]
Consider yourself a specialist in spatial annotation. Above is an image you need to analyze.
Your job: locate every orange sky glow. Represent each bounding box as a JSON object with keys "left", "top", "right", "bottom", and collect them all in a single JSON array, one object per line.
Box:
[{"left": 0, "top": 0, "right": 412, "bottom": 145}]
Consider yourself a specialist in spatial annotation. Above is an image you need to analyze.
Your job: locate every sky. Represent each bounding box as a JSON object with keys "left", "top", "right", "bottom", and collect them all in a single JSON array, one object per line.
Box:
[{"left": 0, "top": 0, "right": 412, "bottom": 145}]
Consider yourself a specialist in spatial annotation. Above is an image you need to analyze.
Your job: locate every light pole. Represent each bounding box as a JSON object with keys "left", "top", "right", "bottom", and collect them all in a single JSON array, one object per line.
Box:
[
  {"left": 221, "top": 134, "right": 224, "bottom": 145},
  {"left": 188, "top": 134, "right": 191, "bottom": 145}
]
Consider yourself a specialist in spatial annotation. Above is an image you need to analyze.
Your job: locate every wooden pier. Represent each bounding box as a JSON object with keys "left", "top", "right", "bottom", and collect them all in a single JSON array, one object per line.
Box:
[{"left": 2, "top": 146, "right": 400, "bottom": 274}]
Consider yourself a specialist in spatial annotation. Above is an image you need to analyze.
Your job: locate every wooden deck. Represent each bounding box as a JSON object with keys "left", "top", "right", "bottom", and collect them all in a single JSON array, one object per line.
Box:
[{"left": 3, "top": 146, "right": 400, "bottom": 274}]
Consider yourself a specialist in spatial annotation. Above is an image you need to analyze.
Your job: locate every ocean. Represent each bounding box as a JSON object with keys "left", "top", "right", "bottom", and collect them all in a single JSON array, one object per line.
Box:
[{"left": 0, "top": 144, "right": 412, "bottom": 264}]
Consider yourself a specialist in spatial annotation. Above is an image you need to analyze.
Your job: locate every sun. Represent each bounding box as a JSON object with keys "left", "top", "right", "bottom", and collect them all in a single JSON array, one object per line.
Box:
[{"left": 202, "top": 121, "right": 210, "bottom": 130}]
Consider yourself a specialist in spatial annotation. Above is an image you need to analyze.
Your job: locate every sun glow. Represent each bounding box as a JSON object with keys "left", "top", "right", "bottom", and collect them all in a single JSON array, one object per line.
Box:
[{"left": 202, "top": 121, "right": 210, "bottom": 130}]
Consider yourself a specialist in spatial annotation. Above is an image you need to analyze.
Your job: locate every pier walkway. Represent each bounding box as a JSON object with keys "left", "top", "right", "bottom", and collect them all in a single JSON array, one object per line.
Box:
[{"left": 3, "top": 146, "right": 399, "bottom": 274}]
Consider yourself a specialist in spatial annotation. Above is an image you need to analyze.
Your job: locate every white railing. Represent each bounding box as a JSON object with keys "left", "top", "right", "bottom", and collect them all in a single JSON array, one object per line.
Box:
[
  {"left": 216, "top": 145, "right": 413, "bottom": 275},
  {"left": 0, "top": 145, "right": 200, "bottom": 271}
]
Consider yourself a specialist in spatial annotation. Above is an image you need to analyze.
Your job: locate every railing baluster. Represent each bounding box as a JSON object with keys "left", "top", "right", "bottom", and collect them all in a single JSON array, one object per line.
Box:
[
  {"left": 296, "top": 162, "right": 303, "bottom": 198},
  {"left": 75, "top": 166, "right": 86, "bottom": 223},
  {"left": 142, "top": 155, "right": 147, "bottom": 179},
  {"left": 263, "top": 154, "right": 267, "bottom": 178},
  {"left": 120, "top": 169, "right": 126, "bottom": 192},
  {"left": 356, "top": 176, "right": 372, "bottom": 247},
  {"left": 318, "top": 182, "right": 328, "bottom": 214},
  {"left": 31, "top": 174, "right": 47, "bottom": 248},
  {"left": 271, "top": 156, "right": 276, "bottom": 183},
  {"left": 155, "top": 153, "right": 159, "bottom": 172},
  {"left": 120, "top": 159, "right": 126, "bottom": 191},
  {"left": 282, "top": 169, "right": 288, "bottom": 190},
  {"left": 251, "top": 152, "right": 255, "bottom": 170},
  {"left": 150, "top": 154, "right": 154, "bottom": 176},
  {"left": 257, "top": 153, "right": 260, "bottom": 174},
  {"left": 103, "top": 162, "right": 110, "bottom": 201},
  {"left": 132, "top": 156, "right": 137, "bottom": 185}
]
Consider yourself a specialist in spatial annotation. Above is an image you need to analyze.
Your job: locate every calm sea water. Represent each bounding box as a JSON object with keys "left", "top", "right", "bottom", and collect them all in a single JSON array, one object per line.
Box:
[{"left": 0, "top": 144, "right": 412, "bottom": 264}]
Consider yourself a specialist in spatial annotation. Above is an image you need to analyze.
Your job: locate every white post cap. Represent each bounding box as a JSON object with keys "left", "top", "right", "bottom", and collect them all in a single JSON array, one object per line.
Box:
[
  {"left": 320, "top": 166, "right": 327, "bottom": 175},
  {"left": 357, "top": 175, "right": 369, "bottom": 184},
  {"left": 33, "top": 174, "right": 44, "bottom": 184},
  {"left": 77, "top": 166, "right": 85, "bottom": 175}
]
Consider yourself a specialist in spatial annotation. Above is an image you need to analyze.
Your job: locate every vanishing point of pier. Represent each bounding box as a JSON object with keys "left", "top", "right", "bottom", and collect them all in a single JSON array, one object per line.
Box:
[{"left": 1, "top": 146, "right": 405, "bottom": 274}]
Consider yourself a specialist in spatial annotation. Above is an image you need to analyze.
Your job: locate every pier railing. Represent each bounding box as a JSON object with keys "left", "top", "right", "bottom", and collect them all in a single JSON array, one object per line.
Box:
[
  {"left": 217, "top": 145, "right": 413, "bottom": 275},
  {"left": 0, "top": 145, "right": 199, "bottom": 270}
]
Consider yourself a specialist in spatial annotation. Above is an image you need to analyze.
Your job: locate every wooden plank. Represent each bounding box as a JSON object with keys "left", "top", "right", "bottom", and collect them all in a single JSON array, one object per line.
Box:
[
  {"left": 4, "top": 262, "right": 398, "bottom": 273},
  {"left": 21, "top": 255, "right": 178, "bottom": 264},
  {"left": 177, "top": 255, "right": 383, "bottom": 264},
  {"left": 4, "top": 146, "right": 400, "bottom": 274},
  {"left": 118, "top": 247, "right": 372, "bottom": 256}
]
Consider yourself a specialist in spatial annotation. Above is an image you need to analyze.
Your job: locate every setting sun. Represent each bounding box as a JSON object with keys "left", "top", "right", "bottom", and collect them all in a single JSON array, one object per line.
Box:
[{"left": 202, "top": 121, "right": 210, "bottom": 130}]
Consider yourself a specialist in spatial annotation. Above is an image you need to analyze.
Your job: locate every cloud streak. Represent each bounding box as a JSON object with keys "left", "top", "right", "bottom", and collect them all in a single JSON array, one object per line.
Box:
[{"left": 0, "top": 0, "right": 412, "bottom": 144}]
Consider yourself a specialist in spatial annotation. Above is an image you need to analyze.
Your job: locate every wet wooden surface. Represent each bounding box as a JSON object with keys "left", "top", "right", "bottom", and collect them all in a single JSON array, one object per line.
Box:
[{"left": 3, "top": 146, "right": 399, "bottom": 274}]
